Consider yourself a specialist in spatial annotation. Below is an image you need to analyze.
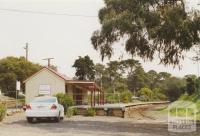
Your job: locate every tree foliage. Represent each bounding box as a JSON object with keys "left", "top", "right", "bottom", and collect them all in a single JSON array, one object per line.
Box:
[
  {"left": 94, "top": 58, "right": 187, "bottom": 101},
  {"left": 146, "top": 70, "right": 158, "bottom": 90},
  {"left": 184, "top": 75, "right": 197, "bottom": 95},
  {"left": 138, "top": 87, "right": 154, "bottom": 101},
  {"left": 162, "top": 77, "right": 185, "bottom": 101},
  {"left": 127, "top": 66, "right": 148, "bottom": 92},
  {"left": 72, "top": 55, "right": 95, "bottom": 80},
  {"left": 91, "top": 0, "right": 200, "bottom": 65},
  {"left": 0, "top": 57, "right": 41, "bottom": 97},
  {"left": 152, "top": 88, "right": 167, "bottom": 101},
  {"left": 120, "top": 91, "right": 132, "bottom": 103},
  {"left": 94, "top": 59, "right": 141, "bottom": 91}
]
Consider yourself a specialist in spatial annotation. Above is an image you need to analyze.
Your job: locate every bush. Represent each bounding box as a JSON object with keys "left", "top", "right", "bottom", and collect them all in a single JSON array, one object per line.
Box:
[
  {"left": 0, "top": 104, "right": 6, "bottom": 122},
  {"left": 73, "top": 108, "right": 78, "bottom": 115},
  {"left": 66, "top": 108, "right": 74, "bottom": 117},
  {"left": 106, "top": 93, "right": 120, "bottom": 103},
  {"left": 120, "top": 91, "right": 132, "bottom": 103},
  {"left": 55, "top": 93, "right": 74, "bottom": 114},
  {"left": 138, "top": 87, "right": 153, "bottom": 101},
  {"left": 152, "top": 88, "right": 167, "bottom": 101},
  {"left": 66, "top": 107, "right": 78, "bottom": 118},
  {"left": 86, "top": 108, "right": 96, "bottom": 116}
]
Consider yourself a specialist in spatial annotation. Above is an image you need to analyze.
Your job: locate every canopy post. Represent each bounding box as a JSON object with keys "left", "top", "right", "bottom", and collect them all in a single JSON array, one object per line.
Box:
[
  {"left": 103, "top": 92, "right": 105, "bottom": 105},
  {"left": 94, "top": 84, "right": 96, "bottom": 107},
  {"left": 90, "top": 91, "right": 93, "bottom": 107},
  {"left": 97, "top": 91, "right": 99, "bottom": 105}
]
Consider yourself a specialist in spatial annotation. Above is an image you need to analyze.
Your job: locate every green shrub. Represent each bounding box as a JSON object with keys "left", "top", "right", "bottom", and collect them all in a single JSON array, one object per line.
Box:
[
  {"left": 66, "top": 107, "right": 79, "bottom": 117},
  {"left": 66, "top": 108, "right": 74, "bottom": 118},
  {"left": 155, "top": 93, "right": 167, "bottom": 101},
  {"left": 138, "top": 87, "right": 154, "bottom": 101},
  {"left": 86, "top": 108, "right": 96, "bottom": 116},
  {"left": 73, "top": 108, "right": 78, "bottom": 115},
  {"left": 106, "top": 93, "right": 120, "bottom": 103},
  {"left": 55, "top": 93, "right": 74, "bottom": 114},
  {"left": 0, "top": 104, "right": 6, "bottom": 122},
  {"left": 152, "top": 88, "right": 167, "bottom": 101},
  {"left": 120, "top": 91, "right": 132, "bottom": 103}
]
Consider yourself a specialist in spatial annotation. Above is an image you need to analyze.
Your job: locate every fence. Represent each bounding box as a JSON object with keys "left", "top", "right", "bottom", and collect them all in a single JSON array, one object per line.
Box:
[{"left": 0, "top": 99, "right": 25, "bottom": 109}]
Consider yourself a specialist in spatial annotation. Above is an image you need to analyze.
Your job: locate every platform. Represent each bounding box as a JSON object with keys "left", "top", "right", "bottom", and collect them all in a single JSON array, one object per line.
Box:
[{"left": 72, "top": 101, "right": 170, "bottom": 118}]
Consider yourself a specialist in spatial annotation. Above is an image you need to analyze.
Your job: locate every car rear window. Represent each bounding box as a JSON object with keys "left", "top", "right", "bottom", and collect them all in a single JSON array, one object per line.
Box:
[{"left": 32, "top": 97, "right": 56, "bottom": 103}]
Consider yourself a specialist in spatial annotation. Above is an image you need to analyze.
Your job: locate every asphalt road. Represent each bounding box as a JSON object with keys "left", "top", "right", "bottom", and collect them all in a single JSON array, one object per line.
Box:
[{"left": 0, "top": 113, "right": 200, "bottom": 136}]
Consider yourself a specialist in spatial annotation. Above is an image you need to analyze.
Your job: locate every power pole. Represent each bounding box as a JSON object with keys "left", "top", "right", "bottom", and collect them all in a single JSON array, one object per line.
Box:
[
  {"left": 23, "top": 43, "right": 29, "bottom": 61},
  {"left": 43, "top": 58, "right": 54, "bottom": 67}
]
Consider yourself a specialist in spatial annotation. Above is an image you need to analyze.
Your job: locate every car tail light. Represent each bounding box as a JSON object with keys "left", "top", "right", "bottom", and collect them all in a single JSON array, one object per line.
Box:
[
  {"left": 26, "top": 104, "right": 31, "bottom": 110},
  {"left": 51, "top": 104, "right": 57, "bottom": 110}
]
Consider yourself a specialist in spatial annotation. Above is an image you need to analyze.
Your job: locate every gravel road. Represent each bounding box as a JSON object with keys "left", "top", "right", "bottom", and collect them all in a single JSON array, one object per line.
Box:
[{"left": 0, "top": 112, "right": 200, "bottom": 136}]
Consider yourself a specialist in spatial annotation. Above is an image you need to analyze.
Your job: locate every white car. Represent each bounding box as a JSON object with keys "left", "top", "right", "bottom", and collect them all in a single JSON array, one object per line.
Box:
[{"left": 25, "top": 96, "right": 64, "bottom": 123}]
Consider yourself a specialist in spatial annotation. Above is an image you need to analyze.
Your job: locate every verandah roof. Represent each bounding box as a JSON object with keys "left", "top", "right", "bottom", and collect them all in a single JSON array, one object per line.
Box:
[{"left": 66, "top": 80, "right": 102, "bottom": 92}]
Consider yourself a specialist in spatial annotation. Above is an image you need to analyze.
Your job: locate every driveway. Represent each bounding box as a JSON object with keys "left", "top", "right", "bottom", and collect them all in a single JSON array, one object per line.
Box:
[{"left": 0, "top": 113, "right": 199, "bottom": 136}]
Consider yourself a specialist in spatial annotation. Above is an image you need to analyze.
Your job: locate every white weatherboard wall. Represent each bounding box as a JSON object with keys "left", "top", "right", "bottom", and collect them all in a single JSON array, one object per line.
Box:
[{"left": 25, "top": 69, "right": 65, "bottom": 103}]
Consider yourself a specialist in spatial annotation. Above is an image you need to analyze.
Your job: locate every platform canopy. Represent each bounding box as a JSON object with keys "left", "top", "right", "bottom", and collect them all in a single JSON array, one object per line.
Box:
[{"left": 66, "top": 80, "right": 102, "bottom": 92}]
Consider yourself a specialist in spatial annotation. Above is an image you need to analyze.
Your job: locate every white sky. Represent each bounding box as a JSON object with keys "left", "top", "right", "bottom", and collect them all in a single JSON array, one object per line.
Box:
[{"left": 0, "top": 0, "right": 199, "bottom": 78}]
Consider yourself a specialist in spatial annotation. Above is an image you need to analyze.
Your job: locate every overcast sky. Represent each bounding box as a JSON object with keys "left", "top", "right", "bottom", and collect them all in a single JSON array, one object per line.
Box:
[{"left": 0, "top": 0, "right": 199, "bottom": 78}]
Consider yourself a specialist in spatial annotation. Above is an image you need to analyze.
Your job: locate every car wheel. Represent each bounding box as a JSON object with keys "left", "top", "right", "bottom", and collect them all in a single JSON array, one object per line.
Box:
[
  {"left": 55, "top": 116, "right": 60, "bottom": 122},
  {"left": 55, "top": 112, "right": 60, "bottom": 123},
  {"left": 27, "top": 117, "right": 33, "bottom": 123}
]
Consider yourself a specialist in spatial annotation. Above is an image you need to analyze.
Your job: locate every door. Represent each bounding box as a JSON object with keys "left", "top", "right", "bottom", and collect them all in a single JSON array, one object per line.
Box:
[{"left": 74, "top": 87, "right": 83, "bottom": 105}]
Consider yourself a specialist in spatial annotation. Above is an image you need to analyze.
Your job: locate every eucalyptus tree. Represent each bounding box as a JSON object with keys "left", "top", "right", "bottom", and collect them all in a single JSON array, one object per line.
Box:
[{"left": 91, "top": 0, "right": 200, "bottom": 65}]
